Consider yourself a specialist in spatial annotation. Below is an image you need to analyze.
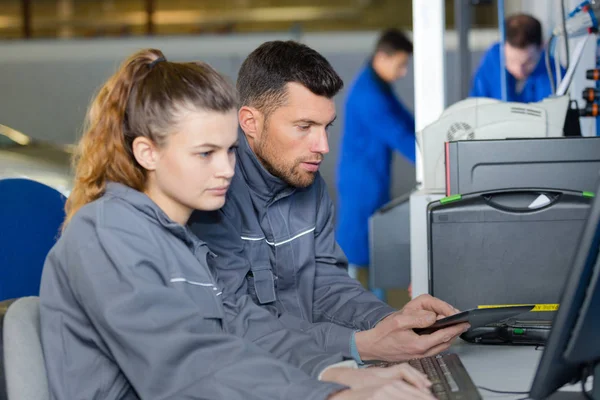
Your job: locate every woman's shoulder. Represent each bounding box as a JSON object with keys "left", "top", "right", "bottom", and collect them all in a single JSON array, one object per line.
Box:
[{"left": 63, "top": 194, "right": 149, "bottom": 244}]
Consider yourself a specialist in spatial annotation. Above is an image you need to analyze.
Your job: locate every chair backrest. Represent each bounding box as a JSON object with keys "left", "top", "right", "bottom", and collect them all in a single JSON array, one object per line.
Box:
[
  {"left": 1, "top": 297, "right": 49, "bottom": 400},
  {"left": 0, "top": 298, "right": 16, "bottom": 400},
  {"left": 0, "top": 179, "right": 66, "bottom": 301}
]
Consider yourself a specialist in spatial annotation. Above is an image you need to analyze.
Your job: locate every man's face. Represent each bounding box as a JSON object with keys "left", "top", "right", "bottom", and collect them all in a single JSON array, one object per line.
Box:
[
  {"left": 505, "top": 43, "right": 541, "bottom": 80},
  {"left": 252, "top": 82, "right": 336, "bottom": 188},
  {"left": 374, "top": 50, "right": 410, "bottom": 83}
]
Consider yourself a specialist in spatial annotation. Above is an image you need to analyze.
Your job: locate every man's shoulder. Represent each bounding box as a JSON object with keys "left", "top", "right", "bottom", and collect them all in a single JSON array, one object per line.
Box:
[
  {"left": 484, "top": 42, "right": 501, "bottom": 57},
  {"left": 347, "top": 67, "right": 380, "bottom": 99},
  {"left": 477, "top": 42, "right": 501, "bottom": 69}
]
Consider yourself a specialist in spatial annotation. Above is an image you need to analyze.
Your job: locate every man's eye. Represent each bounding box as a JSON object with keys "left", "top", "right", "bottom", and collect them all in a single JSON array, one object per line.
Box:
[
  {"left": 298, "top": 125, "right": 310, "bottom": 131},
  {"left": 198, "top": 151, "right": 213, "bottom": 158}
]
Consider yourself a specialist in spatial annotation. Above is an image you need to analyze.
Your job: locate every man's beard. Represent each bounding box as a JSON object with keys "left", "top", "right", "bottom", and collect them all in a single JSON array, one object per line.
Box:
[{"left": 255, "top": 134, "right": 319, "bottom": 189}]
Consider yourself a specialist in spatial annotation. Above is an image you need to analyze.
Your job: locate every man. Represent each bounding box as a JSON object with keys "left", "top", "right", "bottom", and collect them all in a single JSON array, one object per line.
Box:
[
  {"left": 189, "top": 41, "right": 468, "bottom": 364},
  {"left": 470, "top": 13, "right": 562, "bottom": 103},
  {"left": 336, "top": 29, "right": 416, "bottom": 294}
]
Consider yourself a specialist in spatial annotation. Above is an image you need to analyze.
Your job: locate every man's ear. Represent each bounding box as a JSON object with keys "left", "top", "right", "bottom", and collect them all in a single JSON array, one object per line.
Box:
[
  {"left": 239, "top": 106, "right": 264, "bottom": 141},
  {"left": 132, "top": 136, "right": 160, "bottom": 171}
]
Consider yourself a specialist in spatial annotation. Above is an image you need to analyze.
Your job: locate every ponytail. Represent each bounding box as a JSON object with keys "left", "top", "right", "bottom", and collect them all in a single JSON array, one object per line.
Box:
[{"left": 64, "top": 49, "right": 163, "bottom": 226}]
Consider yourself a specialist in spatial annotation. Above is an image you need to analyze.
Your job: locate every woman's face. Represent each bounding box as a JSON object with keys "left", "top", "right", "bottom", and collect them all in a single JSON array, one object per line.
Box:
[{"left": 140, "top": 108, "right": 238, "bottom": 224}]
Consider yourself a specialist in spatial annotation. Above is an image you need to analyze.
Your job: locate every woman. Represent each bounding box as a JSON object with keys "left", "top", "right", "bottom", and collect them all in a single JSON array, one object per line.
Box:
[{"left": 40, "top": 48, "right": 435, "bottom": 400}]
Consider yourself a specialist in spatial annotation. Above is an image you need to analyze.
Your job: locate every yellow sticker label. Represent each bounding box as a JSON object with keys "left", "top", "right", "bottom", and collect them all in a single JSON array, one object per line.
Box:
[{"left": 477, "top": 304, "right": 559, "bottom": 312}]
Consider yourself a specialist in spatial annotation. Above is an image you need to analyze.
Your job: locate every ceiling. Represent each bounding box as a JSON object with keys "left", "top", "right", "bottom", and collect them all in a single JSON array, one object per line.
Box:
[{"left": 0, "top": 0, "right": 498, "bottom": 39}]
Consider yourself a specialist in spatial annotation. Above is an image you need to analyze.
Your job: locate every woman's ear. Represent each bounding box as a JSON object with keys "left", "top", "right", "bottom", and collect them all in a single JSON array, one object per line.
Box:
[{"left": 132, "top": 136, "right": 159, "bottom": 171}]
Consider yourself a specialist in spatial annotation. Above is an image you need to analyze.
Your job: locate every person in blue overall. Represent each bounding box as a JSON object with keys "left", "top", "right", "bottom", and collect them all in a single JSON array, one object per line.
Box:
[
  {"left": 335, "top": 29, "right": 416, "bottom": 301},
  {"left": 470, "top": 14, "right": 562, "bottom": 102}
]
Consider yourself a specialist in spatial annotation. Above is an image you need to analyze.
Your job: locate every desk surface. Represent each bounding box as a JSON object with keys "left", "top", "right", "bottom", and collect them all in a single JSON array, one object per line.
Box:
[{"left": 451, "top": 340, "right": 591, "bottom": 399}]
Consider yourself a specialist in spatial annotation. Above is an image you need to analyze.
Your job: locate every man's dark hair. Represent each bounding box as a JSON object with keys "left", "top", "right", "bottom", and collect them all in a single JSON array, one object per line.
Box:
[
  {"left": 237, "top": 40, "right": 343, "bottom": 116},
  {"left": 375, "top": 29, "right": 413, "bottom": 55},
  {"left": 505, "top": 14, "right": 543, "bottom": 48}
]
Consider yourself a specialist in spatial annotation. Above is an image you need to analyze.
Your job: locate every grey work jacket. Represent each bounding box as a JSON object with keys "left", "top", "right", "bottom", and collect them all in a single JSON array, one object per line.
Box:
[
  {"left": 40, "top": 183, "right": 346, "bottom": 400},
  {"left": 189, "top": 133, "right": 396, "bottom": 359}
]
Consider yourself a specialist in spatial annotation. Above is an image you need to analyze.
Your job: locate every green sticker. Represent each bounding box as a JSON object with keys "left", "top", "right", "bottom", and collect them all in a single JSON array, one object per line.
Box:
[{"left": 439, "top": 194, "right": 462, "bottom": 204}]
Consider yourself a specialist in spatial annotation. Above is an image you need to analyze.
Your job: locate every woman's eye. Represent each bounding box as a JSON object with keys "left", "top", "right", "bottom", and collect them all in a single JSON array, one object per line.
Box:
[{"left": 198, "top": 151, "right": 213, "bottom": 158}]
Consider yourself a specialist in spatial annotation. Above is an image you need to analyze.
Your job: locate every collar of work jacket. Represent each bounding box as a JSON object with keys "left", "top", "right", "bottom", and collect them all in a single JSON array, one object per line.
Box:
[{"left": 236, "top": 131, "right": 301, "bottom": 205}]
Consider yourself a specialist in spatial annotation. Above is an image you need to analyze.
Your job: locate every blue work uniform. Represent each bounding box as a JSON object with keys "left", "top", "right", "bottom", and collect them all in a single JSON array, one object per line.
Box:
[
  {"left": 335, "top": 63, "right": 416, "bottom": 267},
  {"left": 470, "top": 42, "right": 563, "bottom": 103}
]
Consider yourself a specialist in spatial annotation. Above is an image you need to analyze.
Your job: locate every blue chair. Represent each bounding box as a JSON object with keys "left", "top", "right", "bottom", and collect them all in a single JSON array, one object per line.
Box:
[{"left": 0, "top": 179, "right": 66, "bottom": 301}]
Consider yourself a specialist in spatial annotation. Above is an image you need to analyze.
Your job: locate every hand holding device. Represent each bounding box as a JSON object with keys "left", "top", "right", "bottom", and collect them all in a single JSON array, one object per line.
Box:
[{"left": 413, "top": 305, "right": 534, "bottom": 335}]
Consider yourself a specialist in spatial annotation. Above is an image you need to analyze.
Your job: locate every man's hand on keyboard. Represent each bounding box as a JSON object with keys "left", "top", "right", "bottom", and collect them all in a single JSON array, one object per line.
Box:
[
  {"left": 355, "top": 296, "right": 470, "bottom": 361},
  {"left": 321, "top": 362, "right": 432, "bottom": 392}
]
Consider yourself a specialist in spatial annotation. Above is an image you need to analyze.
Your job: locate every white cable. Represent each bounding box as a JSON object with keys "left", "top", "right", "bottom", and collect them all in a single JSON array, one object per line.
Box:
[{"left": 556, "top": 36, "right": 563, "bottom": 90}]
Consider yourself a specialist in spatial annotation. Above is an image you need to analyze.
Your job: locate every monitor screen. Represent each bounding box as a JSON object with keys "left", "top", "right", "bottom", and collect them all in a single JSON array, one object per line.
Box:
[{"left": 529, "top": 181, "right": 600, "bottom": 399}]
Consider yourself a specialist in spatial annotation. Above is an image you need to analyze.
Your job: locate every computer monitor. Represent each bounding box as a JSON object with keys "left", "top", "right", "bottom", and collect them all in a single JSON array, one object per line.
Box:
[{"left": 529, "top": 181, "right": 600, "bottom": 399}]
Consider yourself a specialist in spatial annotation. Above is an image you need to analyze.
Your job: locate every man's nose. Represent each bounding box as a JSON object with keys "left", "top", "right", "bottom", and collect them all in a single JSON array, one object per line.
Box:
[{"left": 312, "top": 129, "right": 330, "bottom": 155}]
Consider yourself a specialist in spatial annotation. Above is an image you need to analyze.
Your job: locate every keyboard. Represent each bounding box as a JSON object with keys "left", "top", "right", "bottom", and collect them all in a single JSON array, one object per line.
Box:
[{"left": 368, "top": 354, "right": 482, "bottom": 400}]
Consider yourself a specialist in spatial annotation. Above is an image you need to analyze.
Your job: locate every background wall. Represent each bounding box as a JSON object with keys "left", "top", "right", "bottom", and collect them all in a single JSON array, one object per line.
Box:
[{"left": 0, "top": 29, "right": 497, "bottom": 208}]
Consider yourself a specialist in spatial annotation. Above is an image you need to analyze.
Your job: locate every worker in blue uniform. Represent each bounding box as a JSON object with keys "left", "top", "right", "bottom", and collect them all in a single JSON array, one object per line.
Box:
[
  {"left": 335, "top": 29, "right": 415, "bottom": 300},
  {"left": 470, "top": 14, "right": 563, "bottom": 103}
]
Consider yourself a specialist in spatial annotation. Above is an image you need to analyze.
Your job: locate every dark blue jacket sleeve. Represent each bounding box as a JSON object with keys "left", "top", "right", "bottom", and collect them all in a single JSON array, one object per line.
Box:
[{"left": 312, "top": 180, "right": 397, "bottom": 329}]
